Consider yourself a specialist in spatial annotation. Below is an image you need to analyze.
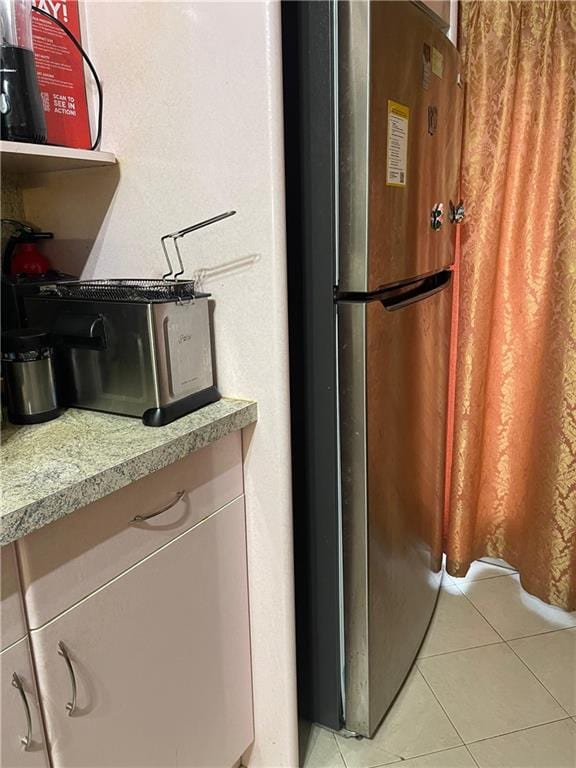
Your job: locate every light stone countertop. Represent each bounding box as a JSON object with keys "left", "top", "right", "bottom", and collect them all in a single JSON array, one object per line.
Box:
[{"left": 0, "top": 398, "right": 257, "bottom": 546}]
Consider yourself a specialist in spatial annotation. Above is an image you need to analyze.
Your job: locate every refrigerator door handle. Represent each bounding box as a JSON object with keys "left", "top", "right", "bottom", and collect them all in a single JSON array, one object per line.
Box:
[{"left": 380, "top": 270, "right": 452, "bottom": 312}]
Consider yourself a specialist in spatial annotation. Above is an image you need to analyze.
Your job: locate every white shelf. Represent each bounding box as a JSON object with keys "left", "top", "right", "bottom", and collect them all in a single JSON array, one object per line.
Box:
[{"left": 0, "top": 141, "right": 117, "bottom": 174}]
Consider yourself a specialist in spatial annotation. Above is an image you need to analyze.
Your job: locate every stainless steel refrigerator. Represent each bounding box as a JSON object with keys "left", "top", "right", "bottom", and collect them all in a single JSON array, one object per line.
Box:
[{"left": 284, "top": 0, "right": 464, "bottom": 738}]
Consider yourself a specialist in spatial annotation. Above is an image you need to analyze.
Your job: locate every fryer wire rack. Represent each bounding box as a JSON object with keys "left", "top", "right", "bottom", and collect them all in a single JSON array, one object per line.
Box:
[
  {"left": 39, "top": 279, "right": 198, "bottom": 303},
  {"left": 37, "top": 211, "right": 238, "bottom": 304}
]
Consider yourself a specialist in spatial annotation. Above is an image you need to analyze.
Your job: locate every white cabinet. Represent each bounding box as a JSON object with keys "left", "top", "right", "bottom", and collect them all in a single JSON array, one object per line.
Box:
[
  {"left": 1, "top": 637, "right": 50, "bottom": 768},
  {"left": 18, "top": 432, "right": 243, "bottom": 629},
  {"left": 1, "top": 545, "right": 50, "bottom": 767},
  {"left": 1, "top": 544, "right": 27, "bottom": 651},
  {"left": 29, "top": 497, "right": 253, "bottom": 768},
  {"left": 8, "top": 432, "right": 253, "bottom": 768}
]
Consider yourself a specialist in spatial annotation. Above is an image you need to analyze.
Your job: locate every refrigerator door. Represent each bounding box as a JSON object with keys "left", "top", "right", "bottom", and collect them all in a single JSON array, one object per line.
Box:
[
  {"left": 338, "top": 270, "right": 452, "bottom": 736},
  {"left": 338, "top": 1, "right": 463, "bottom": 293}
]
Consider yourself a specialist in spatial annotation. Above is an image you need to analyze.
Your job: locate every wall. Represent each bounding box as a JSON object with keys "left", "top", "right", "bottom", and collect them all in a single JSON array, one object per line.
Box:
[
  {"left": 1, "top": 175, "right": 25, "bottom": 256},
  {"left": 20, "top": 2, "right": 298, "bottom": 766}
]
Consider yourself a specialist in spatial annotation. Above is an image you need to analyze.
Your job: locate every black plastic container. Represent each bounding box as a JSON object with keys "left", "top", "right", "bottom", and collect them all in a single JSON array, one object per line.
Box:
[
  {"left": 1, "top": 328, "right": 61, "bottom": 424},
  {"left": 1, "top": 44, "right": 46, "bottom": 142},
  {"left": 1, "top": 0, "right": 47, "bottom": 143}
]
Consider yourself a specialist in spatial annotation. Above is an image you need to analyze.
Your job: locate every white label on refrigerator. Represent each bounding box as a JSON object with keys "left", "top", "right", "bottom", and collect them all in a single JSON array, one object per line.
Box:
[
  {"left": 422, "top": 43, "right": 432, "bottom": 90},
  {"left": 432, "top": 47, "right": 444, "bottom": 78},
  {"left": 386, "top": 100, "right": 409, "bottom": 187}
]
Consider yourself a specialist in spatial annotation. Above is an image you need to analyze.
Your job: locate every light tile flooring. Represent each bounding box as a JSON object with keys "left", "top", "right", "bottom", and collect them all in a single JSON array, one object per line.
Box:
[{"left": 303, "top": 561, "right": 576, "bottom": 768}]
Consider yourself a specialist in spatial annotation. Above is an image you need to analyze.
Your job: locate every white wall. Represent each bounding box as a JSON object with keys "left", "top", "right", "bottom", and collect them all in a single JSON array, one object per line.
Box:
[{"left": 23, "top": 2, "right": 298, "bottom": 765}]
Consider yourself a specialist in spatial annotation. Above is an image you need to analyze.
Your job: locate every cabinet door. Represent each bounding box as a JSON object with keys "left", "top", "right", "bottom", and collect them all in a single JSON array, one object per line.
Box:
[
  {"left": 1, "top": 544, "right": 27, "bottom": 651},
  {"left": 30, "top": 497, "right": 253, "bottom": 768},
  {"left": 1, "top": 638, "right": 50, "bottom": 768},
  {"left": 18, "top": 431, "right": 243, "bottom": 630}
]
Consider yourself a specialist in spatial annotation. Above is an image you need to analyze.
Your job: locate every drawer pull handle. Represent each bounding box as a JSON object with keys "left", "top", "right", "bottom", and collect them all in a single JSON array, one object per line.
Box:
[
  {"left": 130, "top": 490, "right": 186, "bottom": 523},
  {"left": 11, "top": 673, "right": 32, "bottom": 751},
  {"left": 58, "top": 642, "right": 77, "bottom": 716}
]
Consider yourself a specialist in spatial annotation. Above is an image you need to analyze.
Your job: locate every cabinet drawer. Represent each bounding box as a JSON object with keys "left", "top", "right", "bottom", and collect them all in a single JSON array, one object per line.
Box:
[
  {"left": 1, "top": 544, "right": 27, "bottom": 652},
  {"left": 29, "top": 496, "right": 253, "bottom": 768},
  {"left": 18, "top": 431, "right": 243, "bottom": 629}
]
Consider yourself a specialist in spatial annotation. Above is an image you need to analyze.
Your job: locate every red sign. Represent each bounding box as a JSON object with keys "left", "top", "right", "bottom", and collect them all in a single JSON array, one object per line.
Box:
[{"left": 31, "top": 0, "right": 91, "bottom": 149}]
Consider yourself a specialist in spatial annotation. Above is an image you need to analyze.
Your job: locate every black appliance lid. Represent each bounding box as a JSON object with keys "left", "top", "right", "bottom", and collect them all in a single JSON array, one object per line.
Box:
[{"left": 2, "top": 328, "right": 52, "bottom": 352}]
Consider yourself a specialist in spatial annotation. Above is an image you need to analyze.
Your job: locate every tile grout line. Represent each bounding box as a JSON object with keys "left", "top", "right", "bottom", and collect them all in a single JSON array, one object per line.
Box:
[
  {"left": 446, "top": 582, "right": 508, "bottom": 642},
  {"left": 448, "top": 572, "right": 517, "bottom": 595},
  {"left": 477, "top": 558, "right": 517, "bottom": 572},
  {"left": 463, "top": 744, "right": 481, "bottom": 768},
  {"left": 335, "top": 664, "right": 573, "bottom": 766},
  {"left": 452, "top": 579, "right": 576, "bottom": 644},
  {"left": 329, "top": 667, "right": 485, "bottom": 768},
  {"left": 505, "top": 625, "right": 576, "bottom": 641},
  {"left": 414, "top": 665, "right": 468, "bottom": 749},
  {"left": 418, "top": 639, "right": 504, "bottom": 662},
  {"left": 449, "top": 572, "right": 576, "bottom": 641},
  {"left": 416, "top": 583, "right": 521, "bottom": 751},
  {"left": 447, "top": 571, "right": 517, "bottom": 588},
  {"left": 504, "top": 638, "right": 574, "bottom": 718},
  {"left": 331, "top": 730, "right": 350, "bottom": 768},
  {"left": 422, "top": 572, "right": 576, "bottom": 753},
  {"left": 337, "top": 667, "right": 481, "bottom": 768},
  {"left": 332, "top": 725, "right": 403, "bottom": 768},
  {"left": 417, "top": 642, "right": 572, "bottom": 750},
  {"left": 418, "top": 624, "right": 576, "bottom": 662},
  {"left": 334, "top": 566, "right": 574, "bottom": 768},
  {"left": 417, "top": 579, "right": 508, "bottom": 660},
  {"left": 464, "top": 715, "right": 574, "bottom": 747},
  {"left": 419, "top": 646, "right": 574, "bottom": 748}
]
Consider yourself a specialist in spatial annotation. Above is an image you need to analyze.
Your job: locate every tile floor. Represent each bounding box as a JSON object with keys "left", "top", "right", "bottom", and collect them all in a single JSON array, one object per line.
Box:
[{"left": 303, "top": 560, "right": 576, "bottom": 768}]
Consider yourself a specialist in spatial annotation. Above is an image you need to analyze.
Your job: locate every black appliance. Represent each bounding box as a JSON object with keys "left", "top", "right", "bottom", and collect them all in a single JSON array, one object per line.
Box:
[
  {"left": 0, "top": 0, "right": 46, "bottom": 143},
  {"left": 2, "top": 328, "right": 61, "bottom": 423},
  {"left": 1, "top": 221, "right": 75, "bottom": 331}
]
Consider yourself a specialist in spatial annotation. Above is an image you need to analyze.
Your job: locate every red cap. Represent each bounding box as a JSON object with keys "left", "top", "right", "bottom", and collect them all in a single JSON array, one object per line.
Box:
[{"left": 11, "top": 243, "right": 51, "bottom": 275}]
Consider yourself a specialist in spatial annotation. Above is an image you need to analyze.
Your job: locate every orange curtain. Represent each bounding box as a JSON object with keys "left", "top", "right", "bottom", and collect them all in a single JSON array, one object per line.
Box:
[{"left": 446, "top": 0, "right": 576, "bottom": 610}]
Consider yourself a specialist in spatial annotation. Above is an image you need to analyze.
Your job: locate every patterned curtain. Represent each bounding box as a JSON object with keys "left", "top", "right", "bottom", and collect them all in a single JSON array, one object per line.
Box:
[{"left": 446, "top": 0, "right": 576, "bottom": 609}]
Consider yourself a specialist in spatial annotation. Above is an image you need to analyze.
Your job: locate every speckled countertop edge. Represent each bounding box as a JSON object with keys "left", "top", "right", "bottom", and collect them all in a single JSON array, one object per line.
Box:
[{"left": 1, "top": 398, "right": 257, "bottom": 546}]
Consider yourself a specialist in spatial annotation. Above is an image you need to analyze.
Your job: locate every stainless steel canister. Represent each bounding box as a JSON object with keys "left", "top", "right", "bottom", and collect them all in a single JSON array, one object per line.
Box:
[{"left": 1, "top": 329, "right": 61, "bottom": 424}]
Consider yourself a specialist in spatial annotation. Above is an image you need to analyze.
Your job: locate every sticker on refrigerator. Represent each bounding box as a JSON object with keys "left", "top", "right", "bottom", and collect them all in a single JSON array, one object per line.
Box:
[
  {"left": 386, "top": 100, "right": 409, "bottom": 187},
  {"left": 422, "top": 44, "right": 432, "bottom": 90},
  {"left": 432, "top": 46, "right": 444, "bottom": 78}
]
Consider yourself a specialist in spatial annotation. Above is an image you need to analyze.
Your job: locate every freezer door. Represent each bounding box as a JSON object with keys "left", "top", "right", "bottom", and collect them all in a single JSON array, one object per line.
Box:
[
  {"left": 338, "top": 271, "right": 452, "bottom": 736},
  {"left": 338, "top": 1, "right": 463, "bottom": 292}
]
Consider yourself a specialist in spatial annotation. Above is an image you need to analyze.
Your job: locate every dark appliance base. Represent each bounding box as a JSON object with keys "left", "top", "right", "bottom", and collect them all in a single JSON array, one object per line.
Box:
[
  {"left": 142, "top": 386, "right": 221, "bottom": 427},
  {"left": 7, "top": 407, "right": 64, "bottom": 425}
]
